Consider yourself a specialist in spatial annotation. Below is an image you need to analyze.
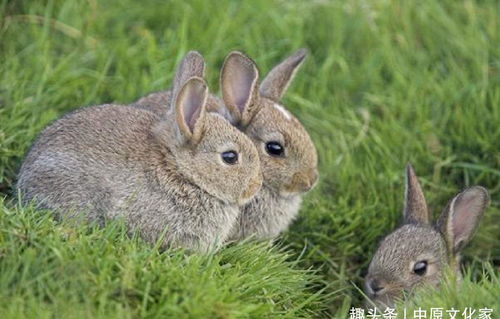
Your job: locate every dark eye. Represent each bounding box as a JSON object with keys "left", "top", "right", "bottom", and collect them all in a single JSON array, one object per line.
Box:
[
  {"left": 265, "top": 141, "right": 284, "bottom": 157},
  {"left": 413, "top": 261, "right": 428, "bottom": 276},
  {"left": 221, "top": 150, "right": 238, "bottom": 165}
]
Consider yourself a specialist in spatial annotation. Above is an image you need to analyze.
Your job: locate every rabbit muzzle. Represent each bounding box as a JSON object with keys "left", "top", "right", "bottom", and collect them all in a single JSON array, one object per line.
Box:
[
  {"left": 238, "top": 173, "right": 262, "bottom": 205},
  {"left": 365, "top": 278, "right": 386, "bottom": 296},
  {"left": 364, "top": 276, "right": 405, "bottom": 310},
  {"left": 281, "top": 168, "right": 318, "bottom": 195}
]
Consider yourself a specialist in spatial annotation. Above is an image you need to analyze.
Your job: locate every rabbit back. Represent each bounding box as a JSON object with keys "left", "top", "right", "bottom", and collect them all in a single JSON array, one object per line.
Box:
[{"left": 17, "top": 105, "right": 153, "bottom": 222}]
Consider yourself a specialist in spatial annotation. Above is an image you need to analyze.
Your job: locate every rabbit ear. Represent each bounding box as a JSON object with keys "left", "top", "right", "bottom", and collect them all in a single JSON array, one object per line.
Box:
[
  {"left": 220, "top": 51, "right": 260, "bottom": 126},
  {"left": 171, "top": 51, "right": 205, "bottom": 109},
  {"left": 260, "top": 48, "right": 307, "bottom": 102},
  {"left": 174, "top": 77, "right": 208, "bottom": 143},
  {"left": 438, "top": 186, "right": 489, "bottom": 254},
  {"left": 403, "top": 163, "right": 429, "bottom": 224}
]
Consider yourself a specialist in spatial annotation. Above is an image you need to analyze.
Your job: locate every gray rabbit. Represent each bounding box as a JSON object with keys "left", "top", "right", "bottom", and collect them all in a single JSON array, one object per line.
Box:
[
  {"left": 365, "top": 164, "right": 490, "bottom": 308},
  {"left": 16, "top": 54, "right": 262, "bottom": 252}
]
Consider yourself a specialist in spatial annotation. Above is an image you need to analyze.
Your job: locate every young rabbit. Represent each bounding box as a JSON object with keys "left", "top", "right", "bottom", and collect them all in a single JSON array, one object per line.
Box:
[
  {"left": 134, "top": 49, "right": 318, "bottom": 241},
  {"left": 17, "top": 64, "right": 262, "bottom": 252},
  {"left": 365, "top": 164, "right": 490, "bottom": 308},
  {"left": 219, "top": 50, "right": 318, "bottom": 241}
]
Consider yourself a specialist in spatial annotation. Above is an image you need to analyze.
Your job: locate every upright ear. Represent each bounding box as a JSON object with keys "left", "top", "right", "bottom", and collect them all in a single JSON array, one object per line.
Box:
[
  {"left": 403, "top": 163, "right": 430, "bottom": 224},
  {"left": 174, "top": 77, "right": 208, "bottom": 144},
  {"left": 171, "top": 51, "right": 205, "bottom": 107},
  {"left": 438, "top": 186, "right": 490, "bottom": 254},
  {"left": 220, "top": 51, "right": 260, "bottom": 126},
  {"left": 260, "top": 48, "right": 307, "bottom": 102}
]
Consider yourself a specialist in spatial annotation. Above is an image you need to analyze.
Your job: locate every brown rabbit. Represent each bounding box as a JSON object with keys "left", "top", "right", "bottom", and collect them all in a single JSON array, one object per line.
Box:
[
  {"left": 17, "top": 70, "right": 262, "bottom": 251},
  {"left": 365, "top": 164, "right": 490, "bottom": 308},
  {"left": 134, "top": 49, "right": 318, "bottom": 241},
  {"left": 219, "top": 50, "right": 318, "bottom": 241}
]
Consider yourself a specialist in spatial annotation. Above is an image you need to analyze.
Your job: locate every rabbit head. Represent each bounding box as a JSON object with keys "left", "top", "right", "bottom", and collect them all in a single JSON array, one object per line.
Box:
[
  {"left": 365, "top": 164, "right": 490, "bottom": 308},
  {"left": 152, "top": 53, "right": 262, "bottom": 206},
  {"left": 219, "top": 49, "right": 318, "bottom": 198}
]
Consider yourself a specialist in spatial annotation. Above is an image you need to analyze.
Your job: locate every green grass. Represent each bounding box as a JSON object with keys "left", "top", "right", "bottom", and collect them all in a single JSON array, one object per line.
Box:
[
  {"left": 1, "top": 0, "right": 499, "bottom": 318},
  {"left": 0, "top": 199, "right": 326, "bottom": 318}
]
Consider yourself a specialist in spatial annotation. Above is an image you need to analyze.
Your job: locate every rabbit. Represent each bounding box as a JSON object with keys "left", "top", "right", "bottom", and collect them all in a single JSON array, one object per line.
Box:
[
  {"left": 133, "top": 49, "right": 318, "bottom": 241},
  {"left": 16, "top": 57, "right": 262, "bottom": 252},
  {"left": 364, "top": 163, "right": 490, "bottom": 308},
  {"left": 219, "top": 50, "right": 318, "bottom": 241}
]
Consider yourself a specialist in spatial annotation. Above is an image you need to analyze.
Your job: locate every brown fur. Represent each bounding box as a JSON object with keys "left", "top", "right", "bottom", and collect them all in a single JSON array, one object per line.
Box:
[
  {"left": 403, "top": 164, "right": 429, "bottom": 224},
  {"left": 17, "top": 68, "right": 262, "bottom": 252},
  {"left": 220, "top": 50, "right": 318, "bottom": 240},
  {"left": 132, "top": 50, "right": 318, "bottom": 241},
  {"left": 365, "top": 163, "right": 490, "bottom": 308}
]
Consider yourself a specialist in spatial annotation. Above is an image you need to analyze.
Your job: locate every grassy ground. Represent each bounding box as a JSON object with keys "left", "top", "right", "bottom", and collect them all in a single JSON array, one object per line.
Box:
[{"left": 1, "top": 0, "right": 499, "bottom": 318}]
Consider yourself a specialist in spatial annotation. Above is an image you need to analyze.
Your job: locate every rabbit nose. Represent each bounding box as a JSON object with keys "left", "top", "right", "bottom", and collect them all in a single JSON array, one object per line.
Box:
[{"left": 367, "top": 279, "right": 385, "bottom": 295}]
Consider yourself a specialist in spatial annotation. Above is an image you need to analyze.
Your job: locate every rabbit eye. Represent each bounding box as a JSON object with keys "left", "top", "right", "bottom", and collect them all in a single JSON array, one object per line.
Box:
[
  {"left": 265, "top": 141, "right": 284, "bottom": 157},
  {"left": 413, "top": 261, "right": 428, "bottom": 276},
  {"left": 221, "top": 151, "right": 238, "bottom": 165}
]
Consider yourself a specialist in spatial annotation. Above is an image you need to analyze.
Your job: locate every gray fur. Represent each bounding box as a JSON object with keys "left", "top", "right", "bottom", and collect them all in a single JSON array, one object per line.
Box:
[
  {"left": 17, "top": 76, "right": 262, "bottom": 252},
  {"left": 365, "top": 164, "right": 490, "bottom": 308}
]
